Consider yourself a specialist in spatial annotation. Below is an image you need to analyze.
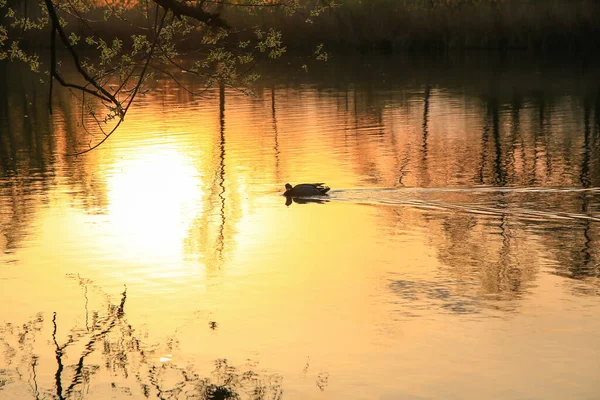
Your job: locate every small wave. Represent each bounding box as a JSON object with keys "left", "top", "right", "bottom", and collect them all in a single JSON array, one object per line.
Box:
[
  {"left": 333, "top": 186, "right": 600, "bottom": 194},
  {"left": 327, "top": 187, "right": 600, "bottom": 222}
]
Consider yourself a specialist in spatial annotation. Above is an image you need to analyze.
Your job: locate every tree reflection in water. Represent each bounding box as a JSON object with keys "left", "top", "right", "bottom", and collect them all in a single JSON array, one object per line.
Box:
[{"left": 0, "top": 276, "right": 285, "bottom": 400}]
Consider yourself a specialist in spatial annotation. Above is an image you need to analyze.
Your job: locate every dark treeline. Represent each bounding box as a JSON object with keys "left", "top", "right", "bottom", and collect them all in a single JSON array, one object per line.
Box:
[
  {"left": 3, "top": 0, "right": 600, "bottom": 53},
  {"left": 228, "top": 0, "right": 600, "bottom": 53}
]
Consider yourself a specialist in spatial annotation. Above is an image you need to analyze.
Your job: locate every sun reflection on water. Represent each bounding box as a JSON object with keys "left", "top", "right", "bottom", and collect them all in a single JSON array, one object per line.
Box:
[{"left": 105, "top": 144, "right": 203, "bottom": 265}]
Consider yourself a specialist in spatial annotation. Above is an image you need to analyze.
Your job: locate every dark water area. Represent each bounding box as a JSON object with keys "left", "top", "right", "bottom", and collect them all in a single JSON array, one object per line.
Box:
[{"left": 0, "top": 53, "right": 599, "bottom": 399}]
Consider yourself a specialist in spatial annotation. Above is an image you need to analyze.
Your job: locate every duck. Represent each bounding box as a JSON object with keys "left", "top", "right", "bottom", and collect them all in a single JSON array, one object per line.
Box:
[{"left": 283, "top": 183, "right": 330, "bottom": 197}]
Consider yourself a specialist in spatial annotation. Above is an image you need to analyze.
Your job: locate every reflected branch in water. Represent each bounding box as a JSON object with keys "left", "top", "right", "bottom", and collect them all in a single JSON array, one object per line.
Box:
[
  {"left": 184, "top": 86, "right": 244, "bottom": 270},
  {"left": 1, "top": 278, "right": 289, "bottom": 399},
  {"left": 573, "top": 101, "right": 595, "bottom": 281},
  {"left": 64, "top": 288, "right": 127, "bottom": 398},
  {"left": 422, "top": 84, "right": 430, "bottom": 155},
  {"left": 581, "top": 105, "right": 594, "bottom": 233},
  {"left": 580, "top": 100, "right": 592, "bottom": 188},
  {"left": 478, "top": 110, "right": 490, "bottom": 185},
  {"left": 512, "top": 94, "right": 530, "bottom": 184},
  {"left": 50, "top": 285, "right": 128, "bottom": 399},
  {"left": 272, "top": 86, "right": 281, "bottom": 179},
  {"left": 419, "top": 84, "right": 431, "bottom": 187},
  {"left": 490, "top": 97, "right": 506, "bottom": 186},
  {"left": 397, "top": 150, "right": 410, "bottom": 187},
  {"left": 535, "top": 96, "right": 554, "bottom": 183},
  {"left": 216, "top": 83, "right": 227, "bottom": 264},
  {"left": 505, "top": 94, "right": 522, "bottom": 184},
  {"left": 578, "top": 220, "right": 593, "bottom": 279},
  {"left": 498, "top": 215, "right": 522, "bottom": 295},
  {"left": 52, "top": 312, "right": 67, "bottom": 400}
]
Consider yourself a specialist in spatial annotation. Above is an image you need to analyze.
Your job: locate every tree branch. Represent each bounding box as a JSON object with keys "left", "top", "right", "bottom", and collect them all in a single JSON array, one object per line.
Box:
[
  {"left": 44, "top": 0, "right": 123, "bottom": 116},
  {"left": 68, "top": 6, "right": 170, "bottom": 156},
  {"left": 152, "top": 0, "right": 230, "bottom": 28}
]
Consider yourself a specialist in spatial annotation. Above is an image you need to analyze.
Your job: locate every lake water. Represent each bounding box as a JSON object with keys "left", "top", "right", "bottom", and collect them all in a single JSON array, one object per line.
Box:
[{"left": 1, "top": 53, "right": 599, "bottom": 399}]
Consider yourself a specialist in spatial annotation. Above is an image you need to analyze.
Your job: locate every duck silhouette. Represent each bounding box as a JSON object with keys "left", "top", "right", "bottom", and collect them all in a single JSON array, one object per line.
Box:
[
  {"left": 283, "top": 183, "right": 330, "bottom": 206},
  {"left": 283, "top": 183, "right": 330, "bottom": 197}
]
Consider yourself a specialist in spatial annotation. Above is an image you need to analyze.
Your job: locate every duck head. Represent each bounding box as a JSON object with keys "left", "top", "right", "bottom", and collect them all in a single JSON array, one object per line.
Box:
[{"left": 284, "top": 183, "right": 293, "bottom": 195}]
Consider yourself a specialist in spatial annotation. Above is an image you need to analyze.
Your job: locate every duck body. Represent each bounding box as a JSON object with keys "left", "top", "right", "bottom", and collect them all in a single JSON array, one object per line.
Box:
[{"left": 283, "top": 183, "right": 330, "bottom": 197}]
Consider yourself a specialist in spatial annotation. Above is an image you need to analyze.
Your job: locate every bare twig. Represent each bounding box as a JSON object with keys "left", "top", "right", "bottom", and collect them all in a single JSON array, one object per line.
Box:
[
  {"left": 68, "top": 5, "right": 169, "bottom": 156},
  {"left": 44, "top": 0, "right": 123, "bottom": 114}
]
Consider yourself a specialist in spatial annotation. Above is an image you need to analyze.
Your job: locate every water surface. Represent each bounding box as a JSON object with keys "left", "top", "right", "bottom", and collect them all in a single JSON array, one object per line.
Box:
[{"left": 1, "top": 54, "right": 599, "bottom": 399}]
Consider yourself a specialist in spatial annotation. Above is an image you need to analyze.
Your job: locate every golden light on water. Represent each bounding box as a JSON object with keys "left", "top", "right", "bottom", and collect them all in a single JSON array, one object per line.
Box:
[
  {"left": 105, "top": 144, "right": 203, "bottom": 265},
  {"left": 2, "top": 71, "right": 600, "bottom": 400}
]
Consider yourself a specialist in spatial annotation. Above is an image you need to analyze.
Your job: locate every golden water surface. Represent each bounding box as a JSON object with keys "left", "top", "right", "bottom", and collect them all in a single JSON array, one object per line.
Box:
[{"left": 1, "top": 56, "right": 599, "bottom": 399}]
